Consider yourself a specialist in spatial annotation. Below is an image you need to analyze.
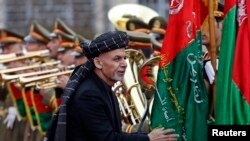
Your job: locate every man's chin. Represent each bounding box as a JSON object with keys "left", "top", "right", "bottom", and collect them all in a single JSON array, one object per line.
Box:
[{"left": 113, "top": 76, "right": 124, "bottom": 82}]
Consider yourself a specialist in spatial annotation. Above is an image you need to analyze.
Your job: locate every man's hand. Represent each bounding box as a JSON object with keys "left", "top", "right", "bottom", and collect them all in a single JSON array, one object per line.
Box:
[
  {"left": 57, "top": 75, "right": 70, "bottom": 89},
  {"left": 148, "top": 128, "right": 179, "bottom": 141}
]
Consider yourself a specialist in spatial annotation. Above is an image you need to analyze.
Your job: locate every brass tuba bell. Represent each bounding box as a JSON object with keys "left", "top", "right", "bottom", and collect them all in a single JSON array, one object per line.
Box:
[
  {"left": 113, "top": 48, "right": 147, "bottom": 125},
  {"left": 108, "top": 3, "right": 159, "bottom": 30}
]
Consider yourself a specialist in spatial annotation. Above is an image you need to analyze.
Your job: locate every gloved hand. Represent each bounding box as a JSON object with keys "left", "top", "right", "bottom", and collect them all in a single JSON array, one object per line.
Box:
[
  {"left": 204, "top": 59, "right": 218, "bottom": 84},
  {"left": 3, "top": 106, "right": 21, "bottom": 129}
]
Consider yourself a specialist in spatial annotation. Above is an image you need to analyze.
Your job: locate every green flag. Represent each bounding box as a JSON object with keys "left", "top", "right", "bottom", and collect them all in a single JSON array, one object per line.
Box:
[
  {"left": 150, "top": 0, "right": 209, "bottom": 141},
  {"left": 215, "top": 0, "right": 250, "bottom": 124}
]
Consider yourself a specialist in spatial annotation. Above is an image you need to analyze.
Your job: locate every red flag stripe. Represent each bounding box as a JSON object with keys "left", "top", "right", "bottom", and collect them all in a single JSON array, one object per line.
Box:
[
  {"left": 160, "top": 0, "right": 197, "bottom": 67},
  {"left": 232, "top": 0, "right": 250, "bottom": 104}
]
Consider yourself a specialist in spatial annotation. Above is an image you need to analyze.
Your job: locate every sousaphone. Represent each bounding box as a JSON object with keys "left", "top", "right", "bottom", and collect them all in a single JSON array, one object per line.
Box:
[{"left": 108, "top": 3, "right": 159, "bottom": 30}]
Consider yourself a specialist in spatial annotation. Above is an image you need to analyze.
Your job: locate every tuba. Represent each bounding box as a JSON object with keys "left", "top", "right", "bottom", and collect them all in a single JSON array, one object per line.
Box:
[
  {"left": 113, "top": 48, "right": 147, "bottom": 125},
  {"left": 108, "top": 3, "right": 159, "bottom": 30}
]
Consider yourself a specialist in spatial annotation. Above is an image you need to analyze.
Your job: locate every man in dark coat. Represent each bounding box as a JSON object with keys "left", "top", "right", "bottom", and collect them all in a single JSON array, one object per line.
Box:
[{"left": 45, "top": 31, "right": 179, "bottom": 141}]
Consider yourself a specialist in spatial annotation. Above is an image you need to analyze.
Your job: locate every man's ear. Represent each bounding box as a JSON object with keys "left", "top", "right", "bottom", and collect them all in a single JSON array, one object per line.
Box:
[{"left": 93, "top": 57, "right": 103, "bottom": 69}]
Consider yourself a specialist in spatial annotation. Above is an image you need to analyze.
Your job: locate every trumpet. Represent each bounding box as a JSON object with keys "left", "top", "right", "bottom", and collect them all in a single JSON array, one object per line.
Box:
[
  {"left": 0, "top": 60, "right": 61, "bottom": 74},
  {"left": 35, "top": 81, "right": 58, "bottom": 89},
  {"left": 19, "top": 65, "right": 75, "bottom": 86},
  {"left": 0, "top": 49, "right": 50, "bottom": 64},
  {"left": 0, "top": 53, "right": 17, "bottom": 60},
  {"left": 0, "top": 67, "right": 61, "bottom": 82}
]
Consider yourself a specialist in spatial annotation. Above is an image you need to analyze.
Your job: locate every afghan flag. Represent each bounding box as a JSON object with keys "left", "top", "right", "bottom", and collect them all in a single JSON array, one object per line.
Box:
[
  {"left": 150, "top": 0, "right": 209, "bottom": 140},
  {"left": 31, "top": 90, "right": 53, "bottom": 135},
  {"left": 22, "top": 87, "right": 38, "bottom": 129},
  {"left": 7, "top": 82, "right": 27, "bottom": 119},
  {"left": 215, "top": 0, "right": 250, "bottom": 124}
]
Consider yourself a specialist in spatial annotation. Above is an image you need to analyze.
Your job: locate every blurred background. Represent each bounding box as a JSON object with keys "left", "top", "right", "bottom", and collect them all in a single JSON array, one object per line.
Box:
[{"left": 0, "top": 0, "right": 169, "bottom": 39}]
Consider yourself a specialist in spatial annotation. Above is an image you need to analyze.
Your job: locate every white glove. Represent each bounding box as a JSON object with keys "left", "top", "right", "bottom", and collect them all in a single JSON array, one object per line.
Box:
[
  {"left": 3, "top": 107, "right": 21, "bottom": 129},
  {"left": 204, "top": 59, "right": 218, "bottom": 84}
]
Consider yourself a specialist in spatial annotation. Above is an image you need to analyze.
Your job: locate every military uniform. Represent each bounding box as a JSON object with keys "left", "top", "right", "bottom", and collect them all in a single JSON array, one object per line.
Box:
[
  {"left": 0, "top": 29, "right": 25, "bottom": 141},
  {"left": 70, "top": 45, "right": 88, "bottom": 66},
  {"left": 46, "top": 19, "right": 84, "bottom": 112},
  {"left": 22, "top": 21, "right": 52, "bottom": 141}
]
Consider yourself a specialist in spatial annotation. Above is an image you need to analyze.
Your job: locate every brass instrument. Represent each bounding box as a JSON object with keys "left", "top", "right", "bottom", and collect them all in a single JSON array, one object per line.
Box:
[
  {"left": 108, "top": 3, "right": 159, "bottom": 30},
  {"left": 1, "top": 67, "right": 60, "bottom": 82},
  {"left": 35, "top": 81, "right": 58, "bottom": 89},
  {"left": 0, "top": 60, "right": 61, "bottom": 74},
  {"left": 0, "top": 49, "right": 50, "bottom": 64},
  {"left": 113, "top": 82, "right": 136, "bottom": 124},
  {"left": 0, "top": 53, "right": 17, "bottom": 60},
  {"left": 19, "top": 64, "right": 75, "bottom": 87},
  {"left": 114, "top": 48, "right": 147, "bottom": 125}
]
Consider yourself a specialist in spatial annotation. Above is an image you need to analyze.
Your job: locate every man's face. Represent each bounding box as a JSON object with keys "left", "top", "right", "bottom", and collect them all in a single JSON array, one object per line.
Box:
[
  {"left": 2, "top": 43, "right": 23, "bottom": 54},
  {"left": 74, "top": 56, "right": 88, "bottom": 66},
  {"left": 57, "top": 49, "right": 75, "bottom": 66},
  {"left": 98, "top": 48, "right": 127, "bottom": 85},
  {"left": 26, "top": 42, "right": 45, "bottom": 51},
  {"left": 3, "top": 43, "right": 25, "bottom": 69},
  {"left": 47, "top": 38, "right": 61, "bottom": 58},
  {"left": 202, "top": 24, "right": 210, "bottom": 47},
  {"left": 202, "top": 20, "right": 223, "bottom": 50}
]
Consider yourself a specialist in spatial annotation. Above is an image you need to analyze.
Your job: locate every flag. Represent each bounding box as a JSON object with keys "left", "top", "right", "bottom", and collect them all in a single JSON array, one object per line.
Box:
[
  {"left": 215, "top": 0, "right": 250, "bottom": 124},
  {"left": 31, "top": 91, "right": 53, "bottom": 134},
  {"left": 150, "top": 0, "right": 209, "bottom": 140},
  {"left": 7, "top": 82, "right": 26, "bottom": 119}
]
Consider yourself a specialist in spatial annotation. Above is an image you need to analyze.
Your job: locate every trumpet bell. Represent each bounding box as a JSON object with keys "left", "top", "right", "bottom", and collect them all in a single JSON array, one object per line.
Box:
[{"left": 108, "top": 3, "right": 159, "bottom": 30}]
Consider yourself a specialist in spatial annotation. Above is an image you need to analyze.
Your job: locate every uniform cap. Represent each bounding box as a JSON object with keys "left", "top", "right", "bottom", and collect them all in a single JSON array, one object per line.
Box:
[
  {"left": 57, "top": 32, "right": 76, "bottom": 52},
  {"left": 24, "top": 21, "right": 51, "bottom": 44},
  {"left": 50, "top": 18, "right": 76, "bottom": 38},
  {"left": 0, "top": 29, "right": 23, "bottom": 46}
]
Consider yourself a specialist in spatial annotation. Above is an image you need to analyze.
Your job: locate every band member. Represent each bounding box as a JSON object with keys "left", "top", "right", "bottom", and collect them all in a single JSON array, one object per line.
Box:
[
  {"left": 0, "top": 29, "right": 25, "bottom": 141},
  {"left": 23, "top": 21, "right": 53, "bottom": 141},
  {"left": 202, "top": 2, "right": 224, "bottom": 119},
  {"left": 24, "top": 21, "right": 50, "bottom": 52},
  {"left": 148, "top": 16, "right": 167, "bottom": 56},
  {"left": 71, "top": 42, "right": 88, "bottom": 66},
  {"left": 47, "top": 18, "right": 77, "bottom": 59},
  {"left": 56, "top": 33, "right": 76, "bottom": 66}
]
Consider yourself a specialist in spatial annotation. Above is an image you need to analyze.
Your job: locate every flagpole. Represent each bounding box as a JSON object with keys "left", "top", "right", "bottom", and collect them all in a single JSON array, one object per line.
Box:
[{"left": 208, "top": 0, "right": 217, "bottom": 118}]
